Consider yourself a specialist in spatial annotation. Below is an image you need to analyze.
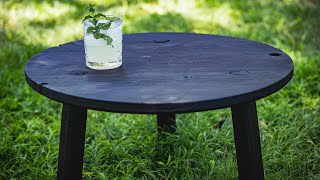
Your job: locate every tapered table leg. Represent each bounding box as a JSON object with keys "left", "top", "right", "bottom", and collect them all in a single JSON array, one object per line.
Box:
[
  {"left": 157, "top": 113, "right": 176, "bottom": 134},
  {"left": 57, "top": 103, "right": 87, "bottom": 180},
  {"left": 231, "top": 101, "right": 264, "bottom": 180}
]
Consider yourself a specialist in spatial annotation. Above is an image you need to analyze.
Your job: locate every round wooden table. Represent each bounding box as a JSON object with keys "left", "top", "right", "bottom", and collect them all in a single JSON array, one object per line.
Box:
[{"left": 25, "top": 33, "right": 293, "bottom": 180}]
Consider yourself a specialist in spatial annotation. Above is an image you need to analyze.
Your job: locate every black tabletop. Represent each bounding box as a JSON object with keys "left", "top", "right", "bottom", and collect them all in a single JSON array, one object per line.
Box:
[{"left": 25, "top": 33, "right": 293, "bottom": 114}]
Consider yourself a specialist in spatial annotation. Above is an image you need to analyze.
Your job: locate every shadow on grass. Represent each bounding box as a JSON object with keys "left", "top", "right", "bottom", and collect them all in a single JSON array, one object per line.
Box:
[
  {"left": 126, "top": 12, "right": 193, "bottom": 33},
  {"left": 233, "top": 1, "right": 319, "bottom": 50}
]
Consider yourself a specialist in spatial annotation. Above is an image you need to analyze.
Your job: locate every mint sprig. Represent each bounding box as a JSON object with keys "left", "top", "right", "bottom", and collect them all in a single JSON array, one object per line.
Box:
[{"left": 82, "top": 4, "right": 119, "bottom": 47}]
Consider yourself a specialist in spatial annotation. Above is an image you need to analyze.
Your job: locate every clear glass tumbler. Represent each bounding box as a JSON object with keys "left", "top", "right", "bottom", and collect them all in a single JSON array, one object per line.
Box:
[{"left": 83, "top": 17, "right": 122, "bottom": 70}]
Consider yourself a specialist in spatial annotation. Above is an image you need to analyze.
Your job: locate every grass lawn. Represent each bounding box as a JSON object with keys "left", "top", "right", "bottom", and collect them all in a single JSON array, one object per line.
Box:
[{"left": 1, "top": 0, "right": 319, "bottom": 179}]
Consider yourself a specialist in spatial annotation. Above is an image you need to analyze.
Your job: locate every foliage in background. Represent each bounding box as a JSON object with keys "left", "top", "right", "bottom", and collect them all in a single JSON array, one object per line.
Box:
[{"left": 0, "top": 0, "right": 319, "bottom": 179}]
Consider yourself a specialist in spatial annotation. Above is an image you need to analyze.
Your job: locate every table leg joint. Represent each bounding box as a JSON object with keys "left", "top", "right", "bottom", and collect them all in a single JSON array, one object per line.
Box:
[{"left": 157, "top": 113, "right": 176, "bottom": 134}]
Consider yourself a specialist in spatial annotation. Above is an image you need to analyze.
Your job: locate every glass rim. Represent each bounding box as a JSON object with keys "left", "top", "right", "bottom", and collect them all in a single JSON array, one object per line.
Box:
[{"left": 83, "top": 16, "right": 122, "bottom": 26}]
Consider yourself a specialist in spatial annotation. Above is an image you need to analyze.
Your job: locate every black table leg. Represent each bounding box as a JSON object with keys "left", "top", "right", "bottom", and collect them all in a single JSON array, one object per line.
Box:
[
  {"left": 157, "top": 113, "right": 176, "bottom": 134},
  {"left": 57, "top": 103, "right": 87, "bottom": 180},
  {"left": 231, "top": 101, "right": 264, "bottom": 180}
]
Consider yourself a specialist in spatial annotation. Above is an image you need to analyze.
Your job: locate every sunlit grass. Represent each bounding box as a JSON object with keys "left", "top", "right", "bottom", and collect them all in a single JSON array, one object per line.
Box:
[
  {"left": 0, "top": 0, "right": 319, "bottom": 179},
  {"left": 8, "top": 1, "right": 76, "bottom": 22},
  {"left": 140, "top": 0, "right": 238, "bottom": 32}
]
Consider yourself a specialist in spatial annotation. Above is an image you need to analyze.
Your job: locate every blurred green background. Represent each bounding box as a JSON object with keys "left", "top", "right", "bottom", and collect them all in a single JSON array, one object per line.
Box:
[{"left": 0, "top": 0, "right": 319, "bottom": 179}]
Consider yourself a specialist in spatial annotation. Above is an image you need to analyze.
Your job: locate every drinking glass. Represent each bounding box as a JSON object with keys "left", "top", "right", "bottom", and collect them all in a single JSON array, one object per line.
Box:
[{"left": 83, "top": 17, "right": 122, "bottom": 70}]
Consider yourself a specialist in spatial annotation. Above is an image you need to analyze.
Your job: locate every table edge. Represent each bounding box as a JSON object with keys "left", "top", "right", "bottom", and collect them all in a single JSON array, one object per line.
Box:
[{"left": 24, "top": 68, "right": 293, "bottom": 114}]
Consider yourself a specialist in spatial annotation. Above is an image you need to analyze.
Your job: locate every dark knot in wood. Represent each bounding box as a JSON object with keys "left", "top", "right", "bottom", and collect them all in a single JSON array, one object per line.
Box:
[
  {"left": 269, "top": 53, "right": 282, "bottom": 56},
  {"left": 154, "top": 40, "right": 170, "bottom": 43}
]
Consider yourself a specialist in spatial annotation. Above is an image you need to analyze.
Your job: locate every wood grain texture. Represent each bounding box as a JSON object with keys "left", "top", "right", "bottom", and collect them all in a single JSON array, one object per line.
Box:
[{"left": 25, "top": 33, "right": 293, "bottom": 114}]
